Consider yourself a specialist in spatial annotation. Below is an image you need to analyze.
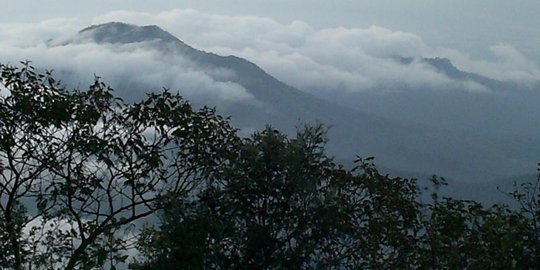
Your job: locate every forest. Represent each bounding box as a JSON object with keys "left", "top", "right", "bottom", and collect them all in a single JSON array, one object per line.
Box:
[{"left": 1, "top": 63, "right": 539, "bottom": 269}]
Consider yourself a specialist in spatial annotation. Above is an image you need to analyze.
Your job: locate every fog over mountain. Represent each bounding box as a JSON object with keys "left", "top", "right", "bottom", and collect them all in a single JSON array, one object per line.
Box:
[
  {"left": 1, "top": 12, "right": 539, "bottom": 203},
  {"left": 41, "top": 23, "right": 540, "bottom": 180}
]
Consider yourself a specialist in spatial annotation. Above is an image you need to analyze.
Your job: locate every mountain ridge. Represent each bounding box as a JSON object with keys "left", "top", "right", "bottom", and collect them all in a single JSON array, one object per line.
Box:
[
  {"left": 47, "top": 22, "right": 538, "bottom": 189},
  {"left": 78, "top": 22, "right": 321, "bottom": 104},
  {"left": 393, "top": 56, "right": 510, "bottom": 91}
]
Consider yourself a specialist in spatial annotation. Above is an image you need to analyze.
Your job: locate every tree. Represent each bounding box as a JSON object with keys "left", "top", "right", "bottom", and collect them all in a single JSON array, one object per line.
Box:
[
  {"left": 0, "top": 62, "right": 239, "bottom": 269},
  {"left": 3, "top": 61, "right": 540, "bottom": 269},
  {"left": 210, "top": 126, "right": 341, "bottom": 269},
  {"left": 132, "top": 127, "right": 540, "bottom": 269},
  {"left": 131, "top": 126, "right": 337, "bottom": 269},
  {"left": 322, "top": 157, "right": 423, "bottom": 269},
  {"left": 131, "top": 126, "right": 428, "bottom": 269},
  {"left": 416, "top": 176, "right": 540, "bottom": 269}
]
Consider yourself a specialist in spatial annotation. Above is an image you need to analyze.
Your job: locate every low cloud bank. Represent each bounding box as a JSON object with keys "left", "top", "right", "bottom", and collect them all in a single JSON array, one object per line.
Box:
[
  {"left": 0, "top": 9, "right": 539, "bottom": 101},
  {"left": 93, "top": 9, "right": 540, "bottom": 92},
  {"left": 0, "top": 41, "right": 253, "bottom": 103}
]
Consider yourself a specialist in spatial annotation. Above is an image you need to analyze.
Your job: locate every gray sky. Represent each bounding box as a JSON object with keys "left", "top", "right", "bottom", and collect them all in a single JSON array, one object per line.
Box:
[
  {"left": 2, "top": 0, "right": 539, "bottom": 63},
  {"left": 0, "top": 0, "right": 538, "bottom": 95}
]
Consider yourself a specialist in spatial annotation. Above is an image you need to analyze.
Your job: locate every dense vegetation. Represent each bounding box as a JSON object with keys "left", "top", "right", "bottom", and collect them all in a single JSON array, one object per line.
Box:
[{"left": 1, "top": 63, "right": 539, "bottom": 269}]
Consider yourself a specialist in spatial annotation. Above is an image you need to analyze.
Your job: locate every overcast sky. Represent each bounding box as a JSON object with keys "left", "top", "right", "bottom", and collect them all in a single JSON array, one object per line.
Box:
[
  {"left": 0, "top": 0, "right": 538, "bottom": 97},
  {"left": 2, "top": 0, "right": 539, "bottom": 62}
]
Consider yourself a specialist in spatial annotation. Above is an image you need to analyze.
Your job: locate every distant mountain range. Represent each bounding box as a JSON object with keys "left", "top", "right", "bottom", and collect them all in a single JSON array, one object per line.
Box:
[{"left": 47, "top": 22, "right": 540, "bottom": 204}]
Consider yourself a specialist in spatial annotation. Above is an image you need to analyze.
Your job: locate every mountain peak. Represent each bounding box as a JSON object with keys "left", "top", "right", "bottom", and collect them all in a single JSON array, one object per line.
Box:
[
  {"left": 77, "top": 22, "right": 180, "bottom": 45},
  {"left": 393, "top": 56, "right": 460, "bottom": 76},
  {"left": 422, "top": 57, "right": 463, "bottom": 78},
  {"left": 392, "top": 56, "right": 504, "bottom": 89}
]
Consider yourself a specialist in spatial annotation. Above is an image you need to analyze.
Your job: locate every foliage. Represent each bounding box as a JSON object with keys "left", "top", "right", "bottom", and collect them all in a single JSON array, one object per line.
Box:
[
  {"left": 2, "top": 62, "right": 540, "bottom": 269},
  {"left": 131, "top": 126, "right": 336, "bottom": 269},
  {"left": 133, "top": 129, "right": 540, "bottom": 269},
  {"left": 0, "top": 62, "right": 239, "bottom": 269}
]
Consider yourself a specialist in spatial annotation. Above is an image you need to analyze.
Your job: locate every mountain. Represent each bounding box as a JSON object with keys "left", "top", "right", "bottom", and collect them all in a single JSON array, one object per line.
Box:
[
  {"left": 328, "top": 55, "right": 540, "bottom": 137},
  {"left": 311, "top": 55, "right": 540, "bottom": 184},
  {"left": 395, "top": 56, "right": 509, "bottom": 90},
  {"left": 48, "top": 22, "right": 539, "bottom": 203}
]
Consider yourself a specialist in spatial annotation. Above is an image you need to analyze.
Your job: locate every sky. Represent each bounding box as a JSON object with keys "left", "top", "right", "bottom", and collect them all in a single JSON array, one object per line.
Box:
[
  {"left": 2, "top": 0, "right": 539, "bottom": 61},
  {"left": 0, "top": 0, "right": 539, "bottom": 98}
]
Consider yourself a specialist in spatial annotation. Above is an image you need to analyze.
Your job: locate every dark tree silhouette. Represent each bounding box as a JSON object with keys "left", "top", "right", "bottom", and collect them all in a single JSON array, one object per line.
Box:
[
  {"left": 0, "top": 62, "right": 239, "bottom": 269},
  {"left": 2, "top": 62, "right": 540, "bottom": 269}
]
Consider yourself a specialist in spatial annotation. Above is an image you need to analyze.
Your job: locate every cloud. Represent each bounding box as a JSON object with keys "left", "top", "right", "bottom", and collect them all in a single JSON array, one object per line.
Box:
[
  {"left": 0, "top": 18, "right": 82, "bottom": 47},
  {"left": 0, "top": 33, "right": 254, "bottom": 103},
  {"left": 92, "top": 9, "right": 540, "bottom": 92},
  {"left": 23, "top": 215, "right": 140, "bottom": 268},
  {"left": 1, "top": 8, "right": 538, "bottom": 102},
  {"left": 438, "top": 44, "right": 540, "bottom": 83},
  {"left": 0, "top": 81, "right": 9, "bottom": 96}
]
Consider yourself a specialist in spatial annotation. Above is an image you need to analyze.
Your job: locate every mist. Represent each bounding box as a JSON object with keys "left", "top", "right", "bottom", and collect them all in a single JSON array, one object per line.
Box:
[{"left": 1, "top": 9, "right": 538, "bottom": 102}]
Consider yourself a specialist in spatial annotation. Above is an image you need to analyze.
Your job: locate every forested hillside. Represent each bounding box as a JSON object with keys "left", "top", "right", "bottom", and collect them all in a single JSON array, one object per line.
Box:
[{"left": 1, "top": 63, "right": 539, "bottom": 269}]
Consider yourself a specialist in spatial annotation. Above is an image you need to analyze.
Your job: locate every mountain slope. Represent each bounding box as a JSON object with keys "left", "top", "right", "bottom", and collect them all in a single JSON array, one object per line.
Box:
[{"left": 50, "top": 22, "right": 537, "bottom": 185}]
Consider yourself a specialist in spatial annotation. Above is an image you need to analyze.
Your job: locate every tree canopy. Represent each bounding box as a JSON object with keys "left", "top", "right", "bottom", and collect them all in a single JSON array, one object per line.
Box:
[
  {"left": 1, "top": 62, "right": 540, "bottom": 269},
  {"left": 0, "top": 62, "right": 238, "bottom": 269},
  {"left": 131, "top": 126, "right": 540, "bottom": 269}
]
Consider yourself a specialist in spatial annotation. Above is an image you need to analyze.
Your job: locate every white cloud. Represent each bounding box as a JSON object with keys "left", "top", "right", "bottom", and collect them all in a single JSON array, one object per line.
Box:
[
  {"left": 0, "top": 81, "right": 9, "bottom": 96},
  {"left": 438, "top": 44, "right": 540, "bottom": 83},
  {"left": 0, "top": 37, "right": 254, "bottom": 103},
  {"left": 91, "top": 9, "right": 540, "bottom": 92},
  {"left": 1, "top": 8, "right": 539, "bottom": 101},
  {"left": 23, "top": 215, "right": 141, "bottom": 268},
  {"left": 0, "top": 18, "right": 82, "bottom": 47}
]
